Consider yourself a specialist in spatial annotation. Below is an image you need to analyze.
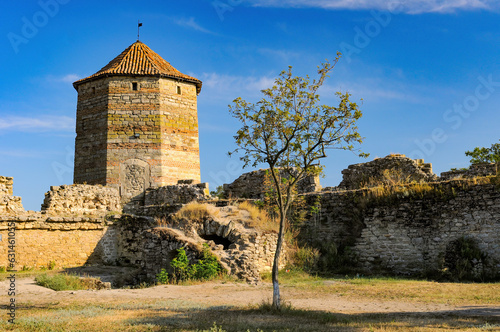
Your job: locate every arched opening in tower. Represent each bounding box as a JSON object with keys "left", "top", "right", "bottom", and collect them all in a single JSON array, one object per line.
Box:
[{"left": 199, "top": 234, "right": 232, "bottom": 250}]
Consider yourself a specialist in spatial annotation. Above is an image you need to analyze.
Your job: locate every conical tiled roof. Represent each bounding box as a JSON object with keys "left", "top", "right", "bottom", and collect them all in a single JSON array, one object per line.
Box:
[{"left": 73, "top": 41, "right": 202, "bottom": 93}]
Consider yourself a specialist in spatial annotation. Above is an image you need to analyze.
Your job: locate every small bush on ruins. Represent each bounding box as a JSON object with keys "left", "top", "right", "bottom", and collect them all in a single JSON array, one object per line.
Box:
[
  {"left": 156, "top": 269, "right": 169, "bottom": 284},
  {"left": 164, "top": 244, "right": 223, "bottom": 284}
]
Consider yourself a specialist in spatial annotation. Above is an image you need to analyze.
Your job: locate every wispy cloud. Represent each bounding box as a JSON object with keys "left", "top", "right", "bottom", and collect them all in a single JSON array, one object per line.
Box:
[
  {"left": 258, "top": 48, "right": 301, "bottom": 63},
  {"left": 45, "top": 74, "right": 80, "bottom": 83},
  {"left": 0, "top": 116, "right": 74, "bottom": 132},
  {"left": 171, "top": 17, "right": 215, "bottom": 34},
  {"left": 247, "top": 0, "right": 498, "bottom": 14},
  {"left": 198, "top": 72, "right": 275, "bottom": 100}
]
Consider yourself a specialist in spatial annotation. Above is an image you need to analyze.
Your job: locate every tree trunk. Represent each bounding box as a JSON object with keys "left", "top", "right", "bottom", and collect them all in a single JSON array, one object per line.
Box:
[{"left": 272, "top": 210, "right": 286, "bottom": 310}]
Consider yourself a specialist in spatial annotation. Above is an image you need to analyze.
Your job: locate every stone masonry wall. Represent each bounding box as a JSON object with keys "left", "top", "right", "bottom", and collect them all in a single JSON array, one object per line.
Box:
[
  {"left": 41, "top": 184, "right": 121, "bottom": 215},
  {"left": 338, "top": 154, "right": 437, "bottom": 190},
  {"left": 224, "top": 169, "right": 321, "bottom": 199},
  {"left": 440, "top": 163, "right": 498, "bottom": 181},
  {"left": 0, "top": 214, "right": 113, "bottom": 269},
  {"left": 301, "top": 179, "right": 500, "bottom": 276},
  {"left": 144, "top": 182, "right": 209, "bottom": 206}
]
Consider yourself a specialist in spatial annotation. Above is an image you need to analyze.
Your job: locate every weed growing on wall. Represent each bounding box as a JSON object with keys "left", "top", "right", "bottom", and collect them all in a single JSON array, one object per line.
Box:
[{"left": 442, "top": 236, "right": 489, "bottom": 282}]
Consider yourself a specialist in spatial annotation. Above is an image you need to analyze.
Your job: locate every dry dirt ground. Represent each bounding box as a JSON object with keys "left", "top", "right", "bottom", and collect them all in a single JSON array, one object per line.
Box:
[{"left": 1, "top": 272, "right": 499, "bottom": 319}]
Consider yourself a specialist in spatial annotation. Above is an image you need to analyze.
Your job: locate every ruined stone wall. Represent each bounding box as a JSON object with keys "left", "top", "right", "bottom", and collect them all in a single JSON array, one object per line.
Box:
[
  {"left": 224, "top": 169, "right": 321, "bottom": 199},
  {"left": 41, "top": 184, "right": 121, "bottom": 215},
  {"left": 0, "top": 176, "right": 23, "bottom": 215},
  {"left": 440, "top": 163, "right": 497, "bottom": 181},
  {"left": 137, "top": 216, "right": 286, "bottom": 284},
  {"left": 301, "top": 179, "right": 500, "bottom": 276},
  {"left": 144, "top": 182, "right": 209, "bottom": 206},
  {"left": 338, "top": 154, "right": 437, "bottom": 190}
]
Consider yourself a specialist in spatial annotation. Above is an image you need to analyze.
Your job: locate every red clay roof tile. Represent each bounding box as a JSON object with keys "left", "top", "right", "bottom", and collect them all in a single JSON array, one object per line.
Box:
[{"left": 73, "top": 41, "right": 202, "bottom": 93}]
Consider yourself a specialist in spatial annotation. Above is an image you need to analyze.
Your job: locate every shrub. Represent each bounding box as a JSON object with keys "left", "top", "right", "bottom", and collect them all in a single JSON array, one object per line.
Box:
[
  {"left": 156, "top": 269, "right": 169, "bottom": 284},
  {"left": 167, "top": 244, "right": 223, "bottom": 283},
  {"left": 191, "top": 244, "right": 223, "bottom": 280},
  {"left": 170, "top": 247, "right": 192, "bottom": 282},
  {"left": 292, "top": 246, "right": 320, "bottom": 271},
  {"left": 443, "top": 236, "right": 488, "bottom": 282}
]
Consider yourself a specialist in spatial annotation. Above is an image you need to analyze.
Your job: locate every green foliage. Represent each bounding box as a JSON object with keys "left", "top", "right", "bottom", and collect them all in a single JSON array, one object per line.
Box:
[
  {"left": 156, "top": 269, "right": 169, "bottom": 284},
  {"left": 48, "top": 260, "right": 56, "bottom": 270},
  {"left": 210, "top": 185, "right": 226, "bottom": 199},
  {"left": 170, "top": 247, "right": 192, "bottom": 282},
  {"left": 191, "top": 244, "right": 223, "bottom": 280},
  {"left": 168, "top": 244, "right": 223, "bottom": 283},
  {"left": 229, "top": 57, "right": 367, "bottom": 309},
  {"left": 293, "top": 246, "right": 320, "bottom": 271},
  {"left": 465, "top": 140, "right": 500, "bottom": 164},
  {"left": 35, "top": 273, "right": 86, "bottom": 291}
]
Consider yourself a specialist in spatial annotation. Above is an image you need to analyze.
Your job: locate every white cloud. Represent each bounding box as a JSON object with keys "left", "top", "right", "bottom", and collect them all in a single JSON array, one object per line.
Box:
[
  {"left": 171, "top": 17, "right": 215, "bottom": 34},
  {"left": 46, "top": 74, "right": 80, "bottom": 83},
  {"left": 247, "top": 0, "right": 498, "bottom": 14},
  {"left": 200, "top": 72, "right": 275, "bottom": 98},
  {"left": 258, "top": 48, "right": 301, "bottom": 63},
  {"left": 0, "top": 115, "right": 74, "bottom": 132}
]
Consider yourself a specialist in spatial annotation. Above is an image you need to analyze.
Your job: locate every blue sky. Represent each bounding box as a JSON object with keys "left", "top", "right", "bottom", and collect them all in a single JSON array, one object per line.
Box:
[{"left": 1, "top": 0, "right": 499, "bottom": 211}]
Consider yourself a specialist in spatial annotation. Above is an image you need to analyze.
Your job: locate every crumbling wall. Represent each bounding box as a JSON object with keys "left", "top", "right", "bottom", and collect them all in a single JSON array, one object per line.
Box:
[
  {"left": 138, "top": 206, "right": 286, "bottom": 284},
  {"left": 301, "top": 179, "right": 500, "bottom": 276},
  {"left": 338, "top": 154, "right": 437, "bottom": 190},
  {"left": 440, "top": 163, "right": 497, "bottom": 181},
  {"left": 0, "top": 176, "right": 24, "bottom": 214},
  {"left": 145, "top": 182, "right": 209, "bottom": 206},
  {"left": 224, "top": 169, "right": 321, "bottom": 199},
  {"left": 41, "top": 184, "right": 121, "bottom": 215}
]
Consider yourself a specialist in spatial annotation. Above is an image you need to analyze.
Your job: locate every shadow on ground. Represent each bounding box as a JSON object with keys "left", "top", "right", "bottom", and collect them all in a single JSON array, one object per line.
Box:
[{"left": 123, "top": 305, "right": 500, "bottom": 331}]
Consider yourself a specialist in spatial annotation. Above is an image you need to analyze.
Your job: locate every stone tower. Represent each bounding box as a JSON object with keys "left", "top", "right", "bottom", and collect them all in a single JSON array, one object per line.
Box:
[{"left": 73, "top": 41, "right": 202, "bottom": 201}]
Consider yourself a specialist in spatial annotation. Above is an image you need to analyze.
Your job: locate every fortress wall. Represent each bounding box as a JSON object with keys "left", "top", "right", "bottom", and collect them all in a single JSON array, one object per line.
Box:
[
  {"left": 440, "top": 162, "right": 497, "bottom": 181},
  {"left": 301, "top": 179, "right": 500, "bottom": 276},
  {"left": 41, "top": 184, "right": 121, "bottom": 215},
  {"left": 0, "top": 215, "right": 113, "bottom": 269},
  {"left": 224, "top": 169, "right": 321, "bottom": 199},
  {"left": 338, "top": 154, "right": 437, "bottom": 190}
]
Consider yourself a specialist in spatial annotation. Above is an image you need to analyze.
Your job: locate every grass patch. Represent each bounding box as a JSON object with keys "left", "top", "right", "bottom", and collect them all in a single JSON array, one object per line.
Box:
[
  {"left": 1, "top": 297, "right": 498, "bottom": 331},
  {"left": 173, "top": 202, "right": 218, "bottom": 222},
  {"left": 1, "top": 274, "right": 499, "bottom": 331},
  {"left": 35, "top": 273, "right": 104, "bottom": 291},
  {"left": 238, "top": 201, "right": 277, "bottom": 232}
]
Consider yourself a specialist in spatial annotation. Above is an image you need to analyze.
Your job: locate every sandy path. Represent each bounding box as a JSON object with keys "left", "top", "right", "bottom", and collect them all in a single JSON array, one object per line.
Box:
[{"left": 1, "top": 277, "right": 499, "bottom": 318}]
